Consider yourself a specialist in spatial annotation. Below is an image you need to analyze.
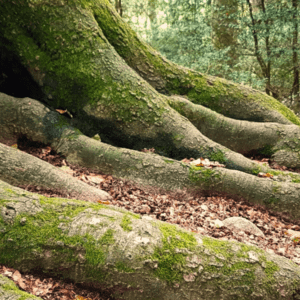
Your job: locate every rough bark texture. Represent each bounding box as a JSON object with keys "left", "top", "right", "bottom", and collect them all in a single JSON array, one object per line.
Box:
[
  {"left": 0, "top": 274, "right": 42, "bottom": 300},
  {"left": 93, "top": 0, "right": 299, "bottom": 125},
  {"left": 0, "top": 142, "right": 112, "bottom": 203},
  {"left": 1, "top": 0, "right": 300, "bottom": 172},
  {"left": 168, "top": 95, "right": 300, "bottom": 157},
  {"left": 2, "top": 93, "right": 300, "bottom": 221},
  {"left": 211, "top": 0, "right": 240, "bottom": 67},
  {"left": 1, "top": 0, "right": 300, "bottom": 298},
  {"left": 1, "top": 179, "right": 300, "bottom": 300}
]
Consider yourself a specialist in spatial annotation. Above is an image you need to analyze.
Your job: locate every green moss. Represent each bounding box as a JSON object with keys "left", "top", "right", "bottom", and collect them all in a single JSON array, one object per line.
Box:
[
  {"left": 261, "top": 258, "right": 280, "bottom": 280},
  {"left": 251, "top": 166, "right": 262, "bottom": 175},
  {"left": 120, "top": 214, "right": 133, "bottom": 232},
  {"left": 267, "top": 170, "right": 283, "bottom": 176},
  {"left": 126, "top": 211, "right": 141, "bottom": 219},
  {"left": 2, "top": 280, "right": 41, "bottom": 300},
  {"left": 4, "top": 187, "right": 23, "bottom": 196},
  {"left": 256, "top": 145, "right": 276, "bottom": 157},
  {"left": 203, "top": 236, "right": 251, "bottom": 260},
  {"left": 92, "top": 133, "right": 101, "bottom": 141},
  {"left": 51, "top": 116, "right": 83, "bottom": 143},
  {"left": 272, "top": 182, "right": 280, "bottom": 194},
  {"left": 0, "top": 193, "right": 119, "bottom": 282},
  {"left": 185, "top": 69, "right": 300, "bottom": 126},
  {"left": 147, "top": 222, "right": 197, "bottom": 283},
  {"left": 1, "top": 0, "right": 170, "bottom": 142},
  {"left": 1, "top": 188, "right": 297, "bottom": 296},
  {"left": 202, "top": 236, "right": 285, "bottom": 296},
  {"left": 0, "top": 186, "right": 145, "bottom": 284},
  {"left": 264, "top": 197, "right": 280, "bottom": 205},
  {"left": 255, "top": 94, "right": 300, "bottom": 126},
  {"left": 186, "top": 76, "right": 242, "bottom": 115},
  {"left": 172, "top": 133, "right": 185, "bottom": 146},
  {"left": 140, "top": 221, "right": 287, "bottom": 295},
  {"left": 188, "top": 165, "right": 221, "bottom": 188},
  {"left": 209, "top": 150, "right": 227, "bottom": 164},
  {"left": 266, "top": 169, "right": 300, "bottom": 184},
  {"left": 0, "top": 199, "right": 10, "bottom": 207},
  {"left": 188, "top": 165, "right": 204, "bottom": 184},
  {"left": 163, "top": 159, "right": 175, "bottom": 164},
  {"left": 115, "top": 261, "right": 135, "bottom": 273},
  {"left": 85, "top": 229, "right": 115, "bottom": 267}
]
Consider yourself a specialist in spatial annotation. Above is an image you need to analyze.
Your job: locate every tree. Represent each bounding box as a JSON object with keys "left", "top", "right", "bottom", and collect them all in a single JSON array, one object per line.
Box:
[
  {"left": 220, "top": 0, "right": 300, "bottom": 101},
  {"left": 114, "top": 0, "right": 123, "bottom": 17},
  {"left": 2, "top": 0, "right": 300, "bottom": 298},
  {"left": 209, "top": 0, "right": 290, "bottom": 98},
  {"left": 211, "top": 0, "right": 240, "bottom": 67},
  {"left": 241, "top": 0, "right": 282, "bottom": 97},
  {"left": 141, "top": 0, "right": 226, "bottom": 77},
  {"left": 138, "top": 0, "right": 299, "bottom": 106},
  {"left": 291, "top": 0, "right": 299, "bottom": 102}
]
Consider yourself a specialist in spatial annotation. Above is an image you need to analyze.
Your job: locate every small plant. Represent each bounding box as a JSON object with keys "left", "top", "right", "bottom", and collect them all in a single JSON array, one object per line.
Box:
[{"left": 292, "top": 237, "right": 300, "bottom": 246}]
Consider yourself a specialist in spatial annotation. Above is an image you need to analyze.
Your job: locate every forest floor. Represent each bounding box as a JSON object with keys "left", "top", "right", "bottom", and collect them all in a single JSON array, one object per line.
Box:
[{"left": 1, "top": 137, "right": 300, "bottom": 300}]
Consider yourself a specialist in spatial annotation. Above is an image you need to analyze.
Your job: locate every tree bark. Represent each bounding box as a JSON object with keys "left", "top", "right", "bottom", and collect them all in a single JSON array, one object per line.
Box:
[
  {"left": 1, "top": 0, "right": 300, "bottom": 298},
  {"left": 292, "top": 0, "right": 299, "bottom": 100},
  {"left": 1, "top": 178, "right": 300, "bottom": 300},
  {"left": 0, "top": 141, "right": 112, "bottom": 203},
  {"left": 114, "top": 0, "right": 123, "bottom": 17},
  {"left": 211, "top": 0, "right": 240, "bottom": 67},
  {"left": 0, "top": 274, "right": 43, "bottom": 300},
  {"left": 168, "top": 94, "right": 300, "bottom": 159},
  {"left": 2, "top": 93, "right": 300, "bottom": 220}
]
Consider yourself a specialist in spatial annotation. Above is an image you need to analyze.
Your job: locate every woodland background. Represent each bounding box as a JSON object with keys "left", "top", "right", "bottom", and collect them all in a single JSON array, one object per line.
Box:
[{"left": 110, "top": 0, "right": 300, "bottom": 114}]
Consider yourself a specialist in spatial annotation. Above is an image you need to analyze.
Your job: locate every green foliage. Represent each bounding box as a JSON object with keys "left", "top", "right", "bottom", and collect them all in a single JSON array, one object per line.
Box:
[
  {"left": 264, "top": 197, "right": 280, "bottom": 205},
  {"left": 121, "top": 0, "right": 300, "bottom": 104},
  {"left": 120, "top": 214, "right": 133, "bottom": 232},
  {"left": 256, "top": 144, "right": 276, "bottom": 157}
]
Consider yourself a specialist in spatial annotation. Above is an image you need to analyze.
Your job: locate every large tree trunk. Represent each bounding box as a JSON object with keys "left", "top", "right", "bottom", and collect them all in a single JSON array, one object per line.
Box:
[
  {"left": 1, "top": 0, "right": 300, "bottom": 170},
  {"left": 0, "top": 273, "right": 43, "bottom": 300},
  {"left": 92, "top": 0, "right": 298, "bottom": 124},
  {"left": 1, "top": 0, "right": 300, "bottom": 298},
  {"left": 2, "top": 95, "right": 300, "bottom": 299},
  {"left": 2, "top": 93, "right": 300, "bottom": 220},
  {"left": 1, "top": 178, "right": 300, "bottom": 300}
]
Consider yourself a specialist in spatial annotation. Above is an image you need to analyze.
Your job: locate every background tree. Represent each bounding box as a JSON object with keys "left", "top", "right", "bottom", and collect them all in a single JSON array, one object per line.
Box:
[
  {"left": 115, "top": 0, "right": 123, "bottom": 17},
  {"left": 211, "top": 0, "right": 240, "bottom": 68},
  {"left": 291, "top": 0, "right": 299, "bottom": 104},
  {"left": 244, "top": 0, "right": 274, "bottom": 96},
  {"left": 121, "top": 0, "right": 300, "bottom": 112}
]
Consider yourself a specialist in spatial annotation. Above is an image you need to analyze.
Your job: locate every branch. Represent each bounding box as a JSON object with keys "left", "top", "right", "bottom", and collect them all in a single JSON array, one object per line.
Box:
[{"left": 245, "top": 0, "right": 268, "bottom": 77}]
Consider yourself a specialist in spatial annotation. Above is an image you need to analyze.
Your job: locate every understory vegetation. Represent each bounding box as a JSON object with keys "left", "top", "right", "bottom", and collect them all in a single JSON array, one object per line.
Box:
[{"left": 118, "top": 0, "right": 300, "bottom": 112}]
